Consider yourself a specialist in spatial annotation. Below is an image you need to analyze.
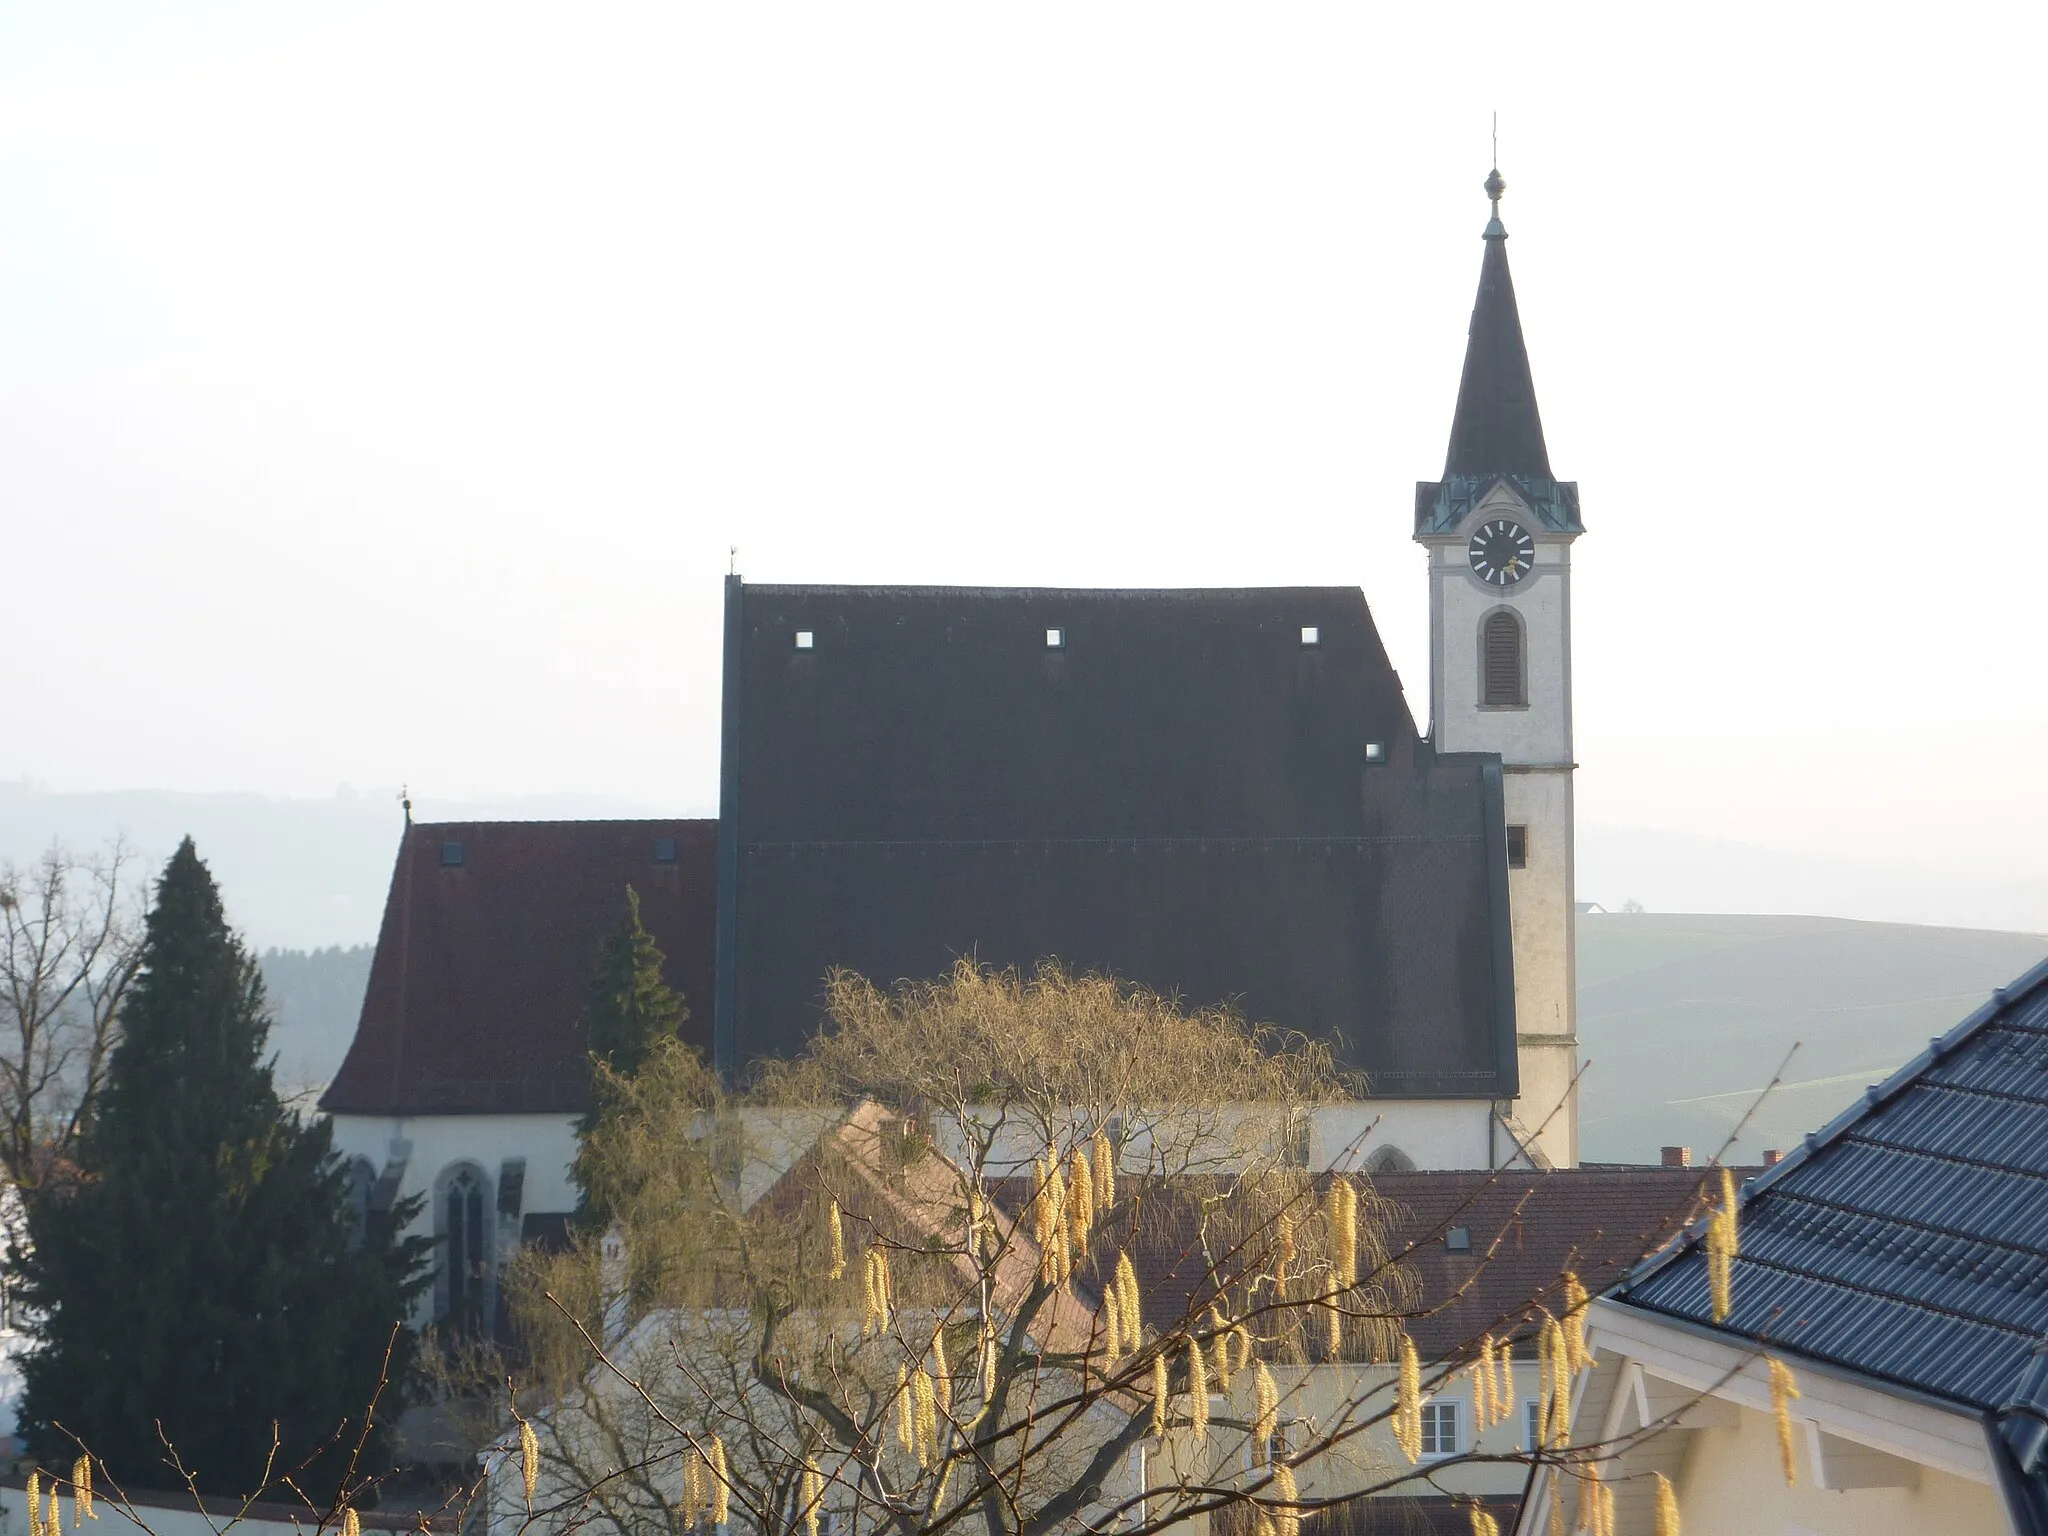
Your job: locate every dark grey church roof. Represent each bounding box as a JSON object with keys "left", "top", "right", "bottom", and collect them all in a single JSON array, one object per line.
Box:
[
  {"left": 1611, "top": 956, "right": 2048, "bottom": 1524},
  {"left": 713, "top": 580, "right": 1517, "bottom": 1096}
]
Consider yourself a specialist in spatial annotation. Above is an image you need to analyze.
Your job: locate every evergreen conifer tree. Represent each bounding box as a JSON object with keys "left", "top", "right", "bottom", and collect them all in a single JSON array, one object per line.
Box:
[
  {"left": 14, "top": 839, "right": 430, "bottom": 1499},
  {"left": 574, "top": 887, "right": 690, "bottom": 1223},
  {"left": 579, "top": 885, "right": 688, "bottom": 1122}
]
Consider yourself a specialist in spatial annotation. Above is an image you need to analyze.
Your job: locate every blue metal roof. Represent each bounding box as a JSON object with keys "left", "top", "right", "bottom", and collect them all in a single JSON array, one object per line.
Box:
[{"left": 1611, "top": 955, "right": 2048, "bottom": 1517}]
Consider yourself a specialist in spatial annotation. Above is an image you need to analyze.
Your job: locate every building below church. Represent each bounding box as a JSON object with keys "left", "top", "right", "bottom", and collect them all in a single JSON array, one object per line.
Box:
[{"left": 322, "top": 169, "right": 1585, "bottom": 1332}]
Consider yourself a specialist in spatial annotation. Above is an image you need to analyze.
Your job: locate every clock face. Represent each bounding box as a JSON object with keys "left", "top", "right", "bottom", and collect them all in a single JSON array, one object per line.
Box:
[{"left": 1467, "top": 519, "right": 1536, "bottom": 586}]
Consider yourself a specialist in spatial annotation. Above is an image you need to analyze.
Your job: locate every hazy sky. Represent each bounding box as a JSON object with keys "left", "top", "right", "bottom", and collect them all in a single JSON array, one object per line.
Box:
[{"left": 5, "top": 5, "right": 2045, "bottom": 921}]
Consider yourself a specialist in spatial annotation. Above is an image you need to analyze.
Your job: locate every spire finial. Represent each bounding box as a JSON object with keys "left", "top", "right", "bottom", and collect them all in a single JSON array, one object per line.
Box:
[{"left": 1483, "top": 113, "right": 1507, "bottom": 239}]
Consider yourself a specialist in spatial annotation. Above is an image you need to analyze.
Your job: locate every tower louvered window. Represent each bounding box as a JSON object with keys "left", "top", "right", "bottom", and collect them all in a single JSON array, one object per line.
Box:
[{"left": 1482, "top": 610, "right": 1525, "bottom": 707}]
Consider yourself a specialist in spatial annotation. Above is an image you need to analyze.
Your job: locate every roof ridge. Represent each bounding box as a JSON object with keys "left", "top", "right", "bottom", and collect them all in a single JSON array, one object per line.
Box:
[
  {"left": 409, "top": 817, "right": 711, "bottom": 830},
  {"left": 738, "top": 583, "right": 1368, "bottom": 600}
]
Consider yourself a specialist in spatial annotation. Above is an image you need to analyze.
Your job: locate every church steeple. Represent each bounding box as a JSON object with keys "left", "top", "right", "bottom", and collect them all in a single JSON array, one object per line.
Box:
[
  {"left": 1442, "top": 168, "right": 1552, "bottom": 481},
  {"left": 1413, "top": 161, "right": 1583, "bottom": 1168},
  {"left": 1414, "top": 167, "right": 1579, "bottom": 539}
]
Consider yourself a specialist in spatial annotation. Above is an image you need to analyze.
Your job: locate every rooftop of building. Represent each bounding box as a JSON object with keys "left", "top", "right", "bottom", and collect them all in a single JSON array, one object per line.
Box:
[
  {"left": 321, "top": 818, "right": 717, "bottom": 1117},
  {"left": 719, "top": 580, "right": 1517, "bottom": 1094},
  {"left": 1609, "top": 955, "right": 2048, "bottom": 1516}
]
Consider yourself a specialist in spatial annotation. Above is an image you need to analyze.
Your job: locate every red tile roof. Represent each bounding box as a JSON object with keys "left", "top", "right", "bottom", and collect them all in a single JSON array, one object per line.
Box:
[
  {"left": 1366, "top": 1168, "right": 1718, "bottom": 1357},
  {"left": 320, "top": 820, "right": 717, "bottom": 1116},
  {"left": 992, "top": 1166, "right": 1718, "bottom": 1362}
]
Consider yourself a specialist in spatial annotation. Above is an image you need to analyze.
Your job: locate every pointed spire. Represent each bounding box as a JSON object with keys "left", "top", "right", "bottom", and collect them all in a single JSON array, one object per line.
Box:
[{"left": 1442, "top": 168, "right": 1552, "bottom": 481}]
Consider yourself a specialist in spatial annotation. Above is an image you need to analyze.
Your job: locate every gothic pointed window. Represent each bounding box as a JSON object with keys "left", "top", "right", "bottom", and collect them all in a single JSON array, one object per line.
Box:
[
  {"left": 344, "top": 1157, "right": 376, "bottom": 1249},
  {"left": 1481, "top": 609, "right": 1525, "bottom": 707},
  {"left": 1365, "top": 1145, "right": 1416, "bottom": 1175},
  {"left": 441, "top": 1165, "right": 491, "bottom": 1333}
]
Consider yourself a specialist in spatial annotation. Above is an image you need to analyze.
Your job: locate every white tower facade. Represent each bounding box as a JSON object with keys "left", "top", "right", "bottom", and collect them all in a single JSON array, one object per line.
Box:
[{"left": 1415, "top": 170, "right": 1581, "bottom": 1167}]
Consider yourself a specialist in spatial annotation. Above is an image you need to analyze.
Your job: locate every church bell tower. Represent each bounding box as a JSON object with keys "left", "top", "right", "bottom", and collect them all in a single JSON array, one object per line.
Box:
[{"left": 1415, "top": 169, "right": 1582, "bottom": 1168}]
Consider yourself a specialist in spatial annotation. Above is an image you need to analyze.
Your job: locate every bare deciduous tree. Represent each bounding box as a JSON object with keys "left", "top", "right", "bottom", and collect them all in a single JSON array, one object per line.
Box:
[
  {"left": 4, "top": 959, "right": 1769, "bottom": 1536},
  {"left": 0, "top": 840, "right": 144, "bottom": 1188},
  {"left": 453, "top": 960, "right": 1680, "bottom": 1536}
]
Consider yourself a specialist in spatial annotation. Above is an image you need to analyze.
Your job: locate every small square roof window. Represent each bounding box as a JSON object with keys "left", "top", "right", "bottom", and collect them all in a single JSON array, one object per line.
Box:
[
  {"left": 440, "top": 840, "right": 465, "bottom": 867},
  {"left": 794, "top": 630, "right": 815, "bottom": 651},
  {"left": 1045, "top": 628, "right": 1064, "bottom": 649},
  {"left": 653, "top": 837, "right": 678, "bottom": 863},
  {"left": 1300, "top": 626, "right": 1320, "bottom": 646},
  {"left": 1364, "top": 741, "right": 1387, "bottom": 764}
]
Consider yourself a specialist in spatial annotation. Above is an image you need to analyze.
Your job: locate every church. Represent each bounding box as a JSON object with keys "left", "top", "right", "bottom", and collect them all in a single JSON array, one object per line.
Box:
[{"left": 321, "top": 170, "right": 1584, "bottom": 1331}]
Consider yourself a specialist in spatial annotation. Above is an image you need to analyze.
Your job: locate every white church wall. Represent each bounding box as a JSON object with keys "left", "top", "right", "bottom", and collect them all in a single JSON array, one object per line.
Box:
[
  {"left": 930, "top": 1099, "right": 1500, "bottom": 1176},
  {"left": 1504, "top": 767, "right": 1576, "bottom": 1165},
  {"left": 1503, "top": 769, "right": 1573, "bottom": 1037},
  {"left": 329, "top": 1112, "right": 584, "bottom": 1221},
  {"left": 323, "top": 1095, "right": 1511, "bottom": 1316},
  {"left": 329, "top": 1111, "right": 583, "bottom": 1323},
  {"left": 1313, "top": 1101, "right": 1495, "bottom": 1171}
]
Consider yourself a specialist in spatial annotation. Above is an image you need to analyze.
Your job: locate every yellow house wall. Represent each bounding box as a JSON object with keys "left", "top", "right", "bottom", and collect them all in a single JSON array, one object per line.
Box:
[
  {"left": 1671, "top": 1395, "right": 2007, "bottom": 1536},
  {"left": 1255, "top": 1361, "right": 1543, "bottom": 1502}
]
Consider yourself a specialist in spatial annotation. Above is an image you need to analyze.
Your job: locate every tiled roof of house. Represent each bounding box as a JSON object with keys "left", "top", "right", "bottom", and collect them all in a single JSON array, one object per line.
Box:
[
  {"left": 320, "top": 820, "right": 717, "bottom": 1116},
  {"left": 1611, "top": 956, "right": 2048, "bottom": 1513},
  {"left": 992, "top": 1166, "right": 1714, "bottom": 1361},
  {"left": 1369, "top": 1168, "right": 1715, "bottom": 1358}
]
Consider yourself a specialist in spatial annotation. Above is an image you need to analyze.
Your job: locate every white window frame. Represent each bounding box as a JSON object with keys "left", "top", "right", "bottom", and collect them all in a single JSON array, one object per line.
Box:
[{"left": 1419, "top": 1399, "right": 1461, "bottom": 1459}]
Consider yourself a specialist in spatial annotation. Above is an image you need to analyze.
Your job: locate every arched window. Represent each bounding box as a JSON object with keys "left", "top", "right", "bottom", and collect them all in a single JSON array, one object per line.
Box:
[
  {"left": 1481, "top": 609, "right": 1525, "bottom": 707},
  {"left": 1365, "top": 1145, "right": 1417, "bottom": 1175},
  {"left": 343, "top": 1157, "right": 376, "bottom": 1247},
  {"left": 440, "top": 1165, "right": 491, "bottom": 1332},
  {"left": 1283, "top": 1110, "right": 1313, "bottom": 1169}
]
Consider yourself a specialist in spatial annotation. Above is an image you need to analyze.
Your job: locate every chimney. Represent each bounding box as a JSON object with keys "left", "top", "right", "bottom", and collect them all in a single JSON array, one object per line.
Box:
[
  {"left": 1660, "top": 1146, "right": 1692, "bottom": 1168},
  {"left": 1762, "top": 1150, "right": 1782, "bottom": 1167}
]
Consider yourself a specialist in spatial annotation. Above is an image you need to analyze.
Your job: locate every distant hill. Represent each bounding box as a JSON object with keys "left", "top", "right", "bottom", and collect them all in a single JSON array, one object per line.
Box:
[
  {"left": 1578, "top": 823, "right": 2048, "bottom": 936},
  {"left": 0, "top": 782, "right": 689, "bottom": 950},
  {"left": 1575, "top": 912, "right": 2048, "bottom": 1164},
  {"left": 259, "top": 945, "right": 374, "bottom": 1099}
]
